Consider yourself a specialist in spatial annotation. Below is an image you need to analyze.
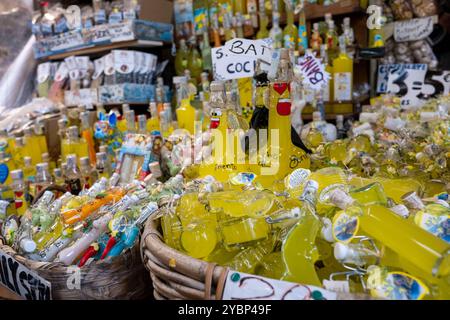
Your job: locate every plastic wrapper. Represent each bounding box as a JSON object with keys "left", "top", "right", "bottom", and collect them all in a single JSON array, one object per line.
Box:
[
  {"left": 389, "top": 0, "right": 414, "bottom": 20},
  {"left": 409, "top": 0, "right": 438, "bottom": 17},
  {"left": 0, "top": 0, "right": 35, "bottom": 109},
  {"left": 409, "top": 39, "right": 439, "bottom": 69},
  {"left": 394, "top": 42, "right": 414, "bottom": 64}
]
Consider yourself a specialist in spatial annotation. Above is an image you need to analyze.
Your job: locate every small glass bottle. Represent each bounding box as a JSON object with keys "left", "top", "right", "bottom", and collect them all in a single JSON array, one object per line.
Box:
[
  {"left": 96, "top": 152, "right": 111, "bottom": 179},
  {"left": 64, "top": 155, "right": 82, "bottom": 196},
  {"left": 41, "top": 152, "right": 56, "bottom": 174},
  {"left": 35, "top": 162, "right": 53, "bottom": 194},
  {"left": 53, "top": 168, "right": 65, "bottom": 187},
  {"left": 10, "top": 170, "right": 28, "bottom": 216},
  {"left": 80, "top": 156, "right": 96, "bottom": 190},
  {"left": 137, "top": 115, "right": 148, "bottom": 134},
  {"left": 125, "top": 110, "right": 136, "bottom": 134}
]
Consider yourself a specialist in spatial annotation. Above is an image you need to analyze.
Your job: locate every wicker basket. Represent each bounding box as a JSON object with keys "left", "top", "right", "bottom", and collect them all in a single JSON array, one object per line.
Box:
[
  {"left": 0, "top": 186, "right": 153, "bottom": 300},
  {"left": 140, "top": 218, "right": 378, "bottom": 300}
]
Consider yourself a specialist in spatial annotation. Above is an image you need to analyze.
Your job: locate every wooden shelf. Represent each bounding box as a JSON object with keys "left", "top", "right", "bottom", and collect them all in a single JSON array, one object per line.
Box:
[
  {"left": 304, "top": 0, "right": 366, "bottom": 20},
  {"left": 41, "top": 39, "right": 163, "bottom": 61}
]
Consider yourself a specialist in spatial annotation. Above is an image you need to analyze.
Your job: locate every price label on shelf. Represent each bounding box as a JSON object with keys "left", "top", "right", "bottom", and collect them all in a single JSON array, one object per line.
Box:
[
  {"left": 394, "top": 16, "right": 435, "bottom": 42},
  {"left": 49, "top": 31, "right": 84, "bottom": 52},
  {"left": 386, "top": 64, "right": 428, "bottom": 108},
  {"left": 109, "top": 21, "right": 135, "bottom": 43},
  {"left": 222, "top": 271, "right": 337, "bottom": 300},
  {"left": 0, "top": 250, "right": 51, "bottom": 300}
]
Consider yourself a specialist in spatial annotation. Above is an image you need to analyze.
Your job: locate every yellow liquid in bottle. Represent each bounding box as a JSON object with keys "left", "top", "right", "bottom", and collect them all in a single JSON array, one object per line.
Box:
[
  {"left": 33, "top": 218, "right": 64, "bottom": 251},
  {"left": 176, "top": 98, "right": 196, "bottom": 134},
  {"left": 146, "top": 117, "right": 161, "bottom": 133},
  {"left": 282, "top": 213, "right": 322, "bottom": 286},
  {"left": 24, "top": 136, "right": 43, "bottom": 165},
  {"left": 333, "top": 42, "right": 353, "bottom": 114}
]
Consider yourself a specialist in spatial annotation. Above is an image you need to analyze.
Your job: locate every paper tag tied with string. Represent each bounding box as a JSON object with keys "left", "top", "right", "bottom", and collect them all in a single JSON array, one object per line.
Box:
[{"left": 297, "top": 52, "right": 330, "bottom": 91}]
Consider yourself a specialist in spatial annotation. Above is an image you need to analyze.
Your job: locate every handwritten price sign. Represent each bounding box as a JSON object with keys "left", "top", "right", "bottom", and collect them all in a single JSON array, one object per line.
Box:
[
  {"left": 385, "top": 64, "right": 450, "bottom": 108},
  {"left": 394, "top": 16, "right": 435, "bottom": 42},
  {"left": 222, "top": 271, "right": 337, "bottom": 300}
]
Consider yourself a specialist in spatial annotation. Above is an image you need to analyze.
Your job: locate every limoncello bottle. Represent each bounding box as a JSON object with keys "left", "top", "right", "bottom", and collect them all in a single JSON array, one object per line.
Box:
[
  {"left": 147, "top": 102, "right": 161, "bottom": 132},
  {"left": 176, "top": 79, "right": 196, "bottom": 134},
  {"left": 34, "top": 122, "right": 49, "bottom": 160},
  {"left": 175, "top": 39, "right": 189, "bottom": 76},
  {"left": 256, "top": 0, "right": 269, "bottom": 39},
  {"left": 332, "top": 35, "right": 353, "bottom": 114},
  {"left": 283, "top": 0, "right": 297, "bottom": 50}
]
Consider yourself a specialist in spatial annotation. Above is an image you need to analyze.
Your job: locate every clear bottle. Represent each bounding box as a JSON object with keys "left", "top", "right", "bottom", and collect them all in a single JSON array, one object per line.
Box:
[
  {"left": 10, "top": 170, "right": 28, "bottom": 216},
  {"left": 35, "top": 162, "right": 53, "bottom": 194},
  {"left": 310, "top": 22, "right": 322, "bottom": 53},
  {"left": 96, "top": 152, "right": 111, "bottom": 179},
  {"left": 200, "top": 30, "right": 212, "bottom": 73},
  {"left": 53, "top": 168, "right": 65, "bottom": 187},
  {"left": 325, "top": 20, "right": 339, "bottom": 62},
  {"left": 256, "top": 0, "right": 269, "bottom": 39},
  {"left": 342, "top": 17, "right": 355, "bottom": 59},
  {"left": 137, "top": 114, "right": 147, "bottom": 134},
  {"left": 23, "top": 156, "right": 36, "bottom": 195},
  {"left": 58, "top": 118, "right": 69, "bottom": 162},
  {"left": 64, "top": 154, "right": 82, "bottom": 196},
  {"left": 80, "top": 156, "right": 96, "bottom": 190},
  {"left": 34, "top": 121, "right": 48, "bottom": 160},
  {"left": 41, "top": 152, "right": 56, "bottom": 175},
  {"left": 283, "top": 0, "right": 298, "bottom": 50},
  {"left": 269, "top": 11, "right": 283, "bottom": 49},
  {"left": 175, "top": 39, "right": 189, "bottom": 76},
  {"left": 336, "top": 115, "right": 346, "bottom": 139},
  {"left": 125, "top": 110, "right": 136, "bottom": 134}
]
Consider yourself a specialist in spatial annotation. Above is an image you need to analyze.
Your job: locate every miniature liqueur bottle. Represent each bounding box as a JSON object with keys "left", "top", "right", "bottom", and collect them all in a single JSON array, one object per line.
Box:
[
  {"left": 96, "top": 152, "right": 112, "bottom": 179},
  {"left": 41, "top": 153, "right": 56, "bottom": 175},
  {"left": 80, "top": 156, "right": 96, "bottom": 190},
  {"left": 80, "top": 112, "right": 97, "bottom": 166},
  {"left": 10, "top": 170, "right": 28, "bottom": 216},
  {"left": 64, "top": 154, "right": 82, "bottom": 196},
  {"left": 34, "top": 162, "right": 53, "bottom": 194},
  {"left": 310, "top": 23, "right": 322, "bottom": 53}
]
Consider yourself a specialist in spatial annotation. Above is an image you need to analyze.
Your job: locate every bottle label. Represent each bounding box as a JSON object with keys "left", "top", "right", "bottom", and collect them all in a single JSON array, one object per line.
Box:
[
  {"left": 368, "top": 270, "right": 429, "bottom": 300},
  {"left": 230, "top": 172, "right": 257, "bottom": 186},
  {"left": 415, "top": 211, "right": 450, "bottom": 243},
  {"left": 285, "top": 168, "right": 311, "bottom": 189},
  {"left": 332, "top": 210, "right": 359, "bottom": 243},
  {"left": 0, "top": 163, "right": 9, "bottom": 184},
  {"left": 194, "top": 7, "right": 208, "bottom": 35},
  {"left": 94, "top": 10, "right": 106, "bottom": 24},
  {"left": 334, "top": 72, "right": 352, "bottom": 101},
  {"left": 67, "top": 178, "right": 82, "bottom": 195},
  {"left": 54, "top": 17, "right": 69, "bottom": 34},
  {"left": 41, "top": 21, "right": 53, "bottom": 35},
  {"left": 298, "top": 25, "right": 308, "bottom": 52}
]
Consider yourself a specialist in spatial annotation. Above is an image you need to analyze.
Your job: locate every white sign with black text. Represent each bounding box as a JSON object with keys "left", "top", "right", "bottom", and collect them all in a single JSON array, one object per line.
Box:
[
  {"left": 0, "top": 250, "right": 52, "bottom": 300},
  {"left": 394, "top": 16, "right": 435, "bottom": 42}
]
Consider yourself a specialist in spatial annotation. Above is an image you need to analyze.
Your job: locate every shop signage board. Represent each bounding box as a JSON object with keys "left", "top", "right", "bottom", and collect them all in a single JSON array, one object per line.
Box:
[
  {"left": 0, "top": 249, "right": 52, "bottom": 300},
  {"left": 222, "top": 270, "right": 337, "bottom": 300},
  {"left": 297, "top": 52, "right": 330, "bottom": 91}
]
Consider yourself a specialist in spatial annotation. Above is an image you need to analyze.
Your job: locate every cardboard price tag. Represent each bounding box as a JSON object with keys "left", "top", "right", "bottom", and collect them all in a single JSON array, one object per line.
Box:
[
  {"left": 212, "top": 46, "right": 257, "bottom": 80},
  {"left": 0, "top": 250, "right": 51, "bottom": 300},
  {"left": 222, "top": 270, "right": 337, "bottom": 300},
  {"left": 109, "top": 21, "right": 135, "bottom": 43},
  {"left": 386, "top": 64, "right": 428, "bottom": 108},
  {"left": 49, "top": 31, "right": 84, "bottom": 52},
  {"left": 394, "top": 16, "right": 434, "bottom": 42}
]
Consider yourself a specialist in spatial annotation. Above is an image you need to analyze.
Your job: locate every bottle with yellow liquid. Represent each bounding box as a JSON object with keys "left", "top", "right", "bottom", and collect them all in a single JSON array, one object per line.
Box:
[
  {"left": 124, "top": 110, "right": 137, "bottom": 135},
  {"left": 326, "top": 185, "right": 450, "bottom": 299},
  {"left": 175, "top": 39, "right": 189, "bottom": 76},
  {"left": 23, "top": 157, "right": 36, "bottom": 196},
  {"left": 10, "top": 170, "right": 28, "bottom": 216},
  {"left": 176, "top": 79, "right": 197, "bottom": 135},
  {"left": 147, "top": 102, "right": 161, "bottom": 133},
  {"left": 80, "top": 112, "right": 97, "bottom": 166},
  {"left": 42, "top": 153, "right": 56, "bottom": 176},
  {"left": 116, "top": 104, "right": 130, "bottom": 133},
  {"left": 162, "top": 192, "right": 218, "bottom": 259},
  {"left": 34, "top": 121, "right": 48, "bottom": 160},
  {"left": 325, "top": 19, "right": 339, "bottom": 62},
  {"left": 262, "top": 48, "right": 309, "bottom": 184},
  {"left": 13, "top": 137, "right": 27, "bottom": 170},
  {"left": 256, "top": 0, "right": 269, "bottom": 39},
  {"left": 187, "top": 38, "right": 203, "bottom": 84},
  {"left": 282, "top": 180, "right": 323, "bottom": 286},
  {"left": 320, "top": 44, "right": 333, "bottom": 104},
  {"left": 63, "top": 126, "right": 90, "bottom": 164},
  {"left": 23, "top": 128, "right": 43, "bottom": 165},
  {"left": 333, "top": 35, "right": 353, "bottom": 114},
  {"left": 207, "top": 189, "right": 274, "bottom": 249}
]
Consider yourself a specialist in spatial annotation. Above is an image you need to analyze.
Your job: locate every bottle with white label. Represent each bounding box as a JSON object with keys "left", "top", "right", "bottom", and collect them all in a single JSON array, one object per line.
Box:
[{"left": 332, "top": 35, "right": 353, "bottom": 114}]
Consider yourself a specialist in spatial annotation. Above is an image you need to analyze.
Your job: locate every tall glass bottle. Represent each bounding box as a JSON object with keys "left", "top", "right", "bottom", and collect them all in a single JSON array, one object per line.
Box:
[
  {"left": 325, "top": 20, "right": 339, "bottom": 62},
  {"left": 283, "top": 0, "right": 298, "bottom": 50},
  {"left": 269, "top": 11, "right": 283, "bottom": 49},
  {"left": 34, "top": 121, "right": 48, "bottom": 160},
  {"left": 175, "top": 39, "right": 189, "bottom": 76},
  {"left": 23, "top": 127, "right": 43, "bottom": 165},
  {"left": 187, "top": 38, "right": 203, "bottom": 83},
  {"left": 256, "top": 0, "right": 269, "bottom": 39},
  {"left": 320, "top": 44, "right": 333, "bottom": 104},
  {"left": 80, "top": 156, "right": 96, "bottom": 190},
  {"left": 23, "top": 156, "right": 36, "bottom": 195},
  {"left": 34, "top": 163, "right": 53, "bottom": 195},
  {"left": 147, "top": 102, "right": 161, "bottom": 132},
  {"left": 125, "top": 110, "right": 137, "bottom": 135},
  {"left": 200, "top": 30, "right": 213, "bottom": 72},
  {"left": 297, "top": 0, "right": 308, "bottom": 55},
  {"left": 310, "top": 22, "right": 322, "bottom": 53}
]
